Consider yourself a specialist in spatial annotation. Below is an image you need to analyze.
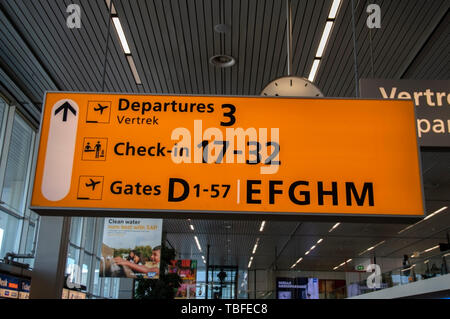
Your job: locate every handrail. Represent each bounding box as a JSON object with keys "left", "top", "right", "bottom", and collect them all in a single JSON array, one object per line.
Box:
[{"left": 329, "top": 250, "right": 450, "bottom": 299}]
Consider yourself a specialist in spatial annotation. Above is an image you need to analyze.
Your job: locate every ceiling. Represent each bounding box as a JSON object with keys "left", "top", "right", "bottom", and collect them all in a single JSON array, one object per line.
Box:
[{"left": 0, "top": 0, "right": 449, "bottom": 274}]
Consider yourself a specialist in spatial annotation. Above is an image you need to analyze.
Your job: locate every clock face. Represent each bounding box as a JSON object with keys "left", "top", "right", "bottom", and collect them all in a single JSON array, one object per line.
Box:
[{"left": 260, "top": 76, "right": 324, "bottom": 97}]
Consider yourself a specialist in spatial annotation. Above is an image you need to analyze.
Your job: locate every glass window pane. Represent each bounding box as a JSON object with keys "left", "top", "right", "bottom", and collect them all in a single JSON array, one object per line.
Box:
[
  {"left": 81, "top": 253, "right": 92, "bottom": 287},
  {"left": 67, "top": 246, "right": 80, "bottom": 276},
  {"left": 1, "top": 113, "right": 34, "bottom": 214},
  {"left": 111, "top": 278, "right": 119, "bottom": 299},
  {"left": 69, "top": 217, "right": 83, "bottom": 246},
  {"left": 0, "top": 99, "right": 6, "bottom": 139},
  {"left": 103, "top": 278, "right": 111, "bottom": 298},
  {"left": 93, "top": 259, "right": 100, "bottom": 296},
  {"left": 25, "top": 212, "right": 38, "bottom": 270},
  {"left": 25, "top": 222, "right": 36, "bottom": 254},
  {"left": 81, "top": 263, "right": 89, "bottom": 287},
  {"left": 83, "top": 218, "right": 95, "bottom": 253},
  {"left": 0, "top": 211, "right": 21, "bottom": 257}
]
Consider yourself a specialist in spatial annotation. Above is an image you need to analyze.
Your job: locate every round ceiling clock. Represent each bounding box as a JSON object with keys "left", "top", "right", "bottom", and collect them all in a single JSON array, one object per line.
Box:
[{"left": 260, "top": 76, "right": 324, "bottom": 97}]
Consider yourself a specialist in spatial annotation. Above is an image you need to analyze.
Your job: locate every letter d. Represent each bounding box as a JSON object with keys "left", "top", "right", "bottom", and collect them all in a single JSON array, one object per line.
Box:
[
  {"left": 168, "top": 178, "right": 189, "bottom": 202},
  {"left": 118, "top": 98, "right": 130, "bottom": 111}
]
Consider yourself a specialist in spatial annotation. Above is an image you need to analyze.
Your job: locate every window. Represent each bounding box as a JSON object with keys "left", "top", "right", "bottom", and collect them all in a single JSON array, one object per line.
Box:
[
  {"left": 65, "top": 217, "right": 122, "bottom": 299},
  {"left": 69, "top": 217, "right": 83, "bottom": 247},
  {"left": 1, "top": 113, "right": 34, "bottom": 214},
  {"left": 83, "top": 218, "right": 95, "bottom": 253},
  {"left": 0, "top": 212, "right": 21, "bottom": 258},
  {"left": 0, "top": 99, "right": 6, "bottom": 147},
  {"left": 103, "top": 277, "right": 111, "bottom": 298},
  {"left": 81, "top": 263, "right": 89, "bottom": 287},
  {"left": 93, "top": 259, "right": 101, "bottom": 295},
  {"left": 24, "top": 222, "right": 36, "bottom": 253},
  {"left": 0, "top": 228, "right": 3, "bottom": 252}
]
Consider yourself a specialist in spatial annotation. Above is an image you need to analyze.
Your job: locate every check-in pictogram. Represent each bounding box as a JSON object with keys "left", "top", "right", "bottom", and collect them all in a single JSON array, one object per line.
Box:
[{"left": 82, "top": 137, "right": 108, "bottom": 161}]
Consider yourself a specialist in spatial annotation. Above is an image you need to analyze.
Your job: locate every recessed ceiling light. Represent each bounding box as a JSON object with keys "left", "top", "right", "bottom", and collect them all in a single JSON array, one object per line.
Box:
[
  {"left": 214, "top": 24, "right": 231, "bottom": 33},
  {"left": 209, "top": 55, "right": 236, "bottom": 68}
]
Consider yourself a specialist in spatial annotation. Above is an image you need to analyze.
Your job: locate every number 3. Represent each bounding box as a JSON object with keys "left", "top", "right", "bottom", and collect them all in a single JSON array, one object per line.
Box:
[{"left": 220, "top": 104, "right": 236, "bottom": 126}]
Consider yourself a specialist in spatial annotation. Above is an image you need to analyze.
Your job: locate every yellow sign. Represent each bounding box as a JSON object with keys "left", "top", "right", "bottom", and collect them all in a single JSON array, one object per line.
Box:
[{"left": 31, "top": 92, "right": 425, "bottom": 218}]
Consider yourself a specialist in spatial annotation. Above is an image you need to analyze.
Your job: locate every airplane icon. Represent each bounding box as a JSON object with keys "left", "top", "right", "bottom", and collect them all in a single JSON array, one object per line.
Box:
[
  {"left": 94, "top": 103, "right": 108, "bottom": 114},
  {"left": 85, "top": 178, "right": 101, "bottom": 190}
]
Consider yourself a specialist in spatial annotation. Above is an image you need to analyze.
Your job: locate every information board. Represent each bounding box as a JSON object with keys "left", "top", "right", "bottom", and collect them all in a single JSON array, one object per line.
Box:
[{"left": 31, "top": 92, "right": 424, "bottom": 219}]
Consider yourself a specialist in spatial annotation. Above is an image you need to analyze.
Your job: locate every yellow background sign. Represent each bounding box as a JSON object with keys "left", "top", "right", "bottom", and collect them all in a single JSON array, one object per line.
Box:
[{"left": 31, "top": 92, "right": 424, "bottom": 218}]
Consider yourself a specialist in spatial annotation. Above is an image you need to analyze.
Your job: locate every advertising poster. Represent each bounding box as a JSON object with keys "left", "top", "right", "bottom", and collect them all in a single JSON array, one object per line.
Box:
[
  {"left": 168, "top": 259, "right": 197, "bottom": 299},
  {"left": 100, "top": 218, "right": 163, "bottom": 279},
  {"left": 0, "top": 273, "right": 19, "bottom": 299},
  {"left": 18, "top": 280, "right": 31, "bottom": 299},
  {"left": 276, "top": 277, "right": 319, "bottom": 299}
]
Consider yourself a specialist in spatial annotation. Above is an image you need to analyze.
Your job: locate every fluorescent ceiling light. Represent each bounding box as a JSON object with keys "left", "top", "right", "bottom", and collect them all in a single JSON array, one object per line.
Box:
[
  {"left": 259, "top": 221, "right": 266, "bottom": 232},
  {"left": 317, "top": 238, "right": 323, "bottom": 244},
  {"left": 112, "top": 17, "right": 131, "bottom": 54},
  {"left": 189, "top": 224, "right": 194, "bottom": 231},
  {"left": 329, "top": 222, "right": 341, "bottom": 232},
  {"left": 308, "top": 59, "right": 320, "bottom": 82},
  {"left": 399, "top": 223, "right": 418, "bottom": 234},
  {"left": 328, "top": 0, "right": 342, "bottom": 19},
  {"left": 194, "top": 236, "right": 202, "bottom": 252},
  {"left": 305, "top": 251, "right": 310, "bottom": 255},
  {"left": 291, "top": 257, "right": 303, "bottom": 269},
  {"left": 346, "top": 259, "right": 352, "bottom": 263},
  {"left": 105, "top": 0, "right": 117, "bottom": 15},
  {"left": 310, "top": 245, "right": 316, "bottom": 251},
  {"left": 316, "top": 21, "right": 333, "bottom": 58},
  {"left": 424, "top": 206, "right": 447, "bottom": 220},
  {"left": 423, "top": 245, "right": 439, "bottom": 253},
  {"left": 398, "top": 206, "right": 447, "bottom": 234},
  {"left": 127, "top": 55, "right": 142, "bottom": 85},
  {"left": 358, "top": 240, "right": 386, "bottom": 256},
  {"left": 252, "top": 238, "right": 260, "bottom": 254}
]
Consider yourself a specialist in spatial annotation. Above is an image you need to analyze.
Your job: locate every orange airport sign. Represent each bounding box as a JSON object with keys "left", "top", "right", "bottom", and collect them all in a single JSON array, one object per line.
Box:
[{"left": 31, "top": 92, "right": 425, "bottom": 219}]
